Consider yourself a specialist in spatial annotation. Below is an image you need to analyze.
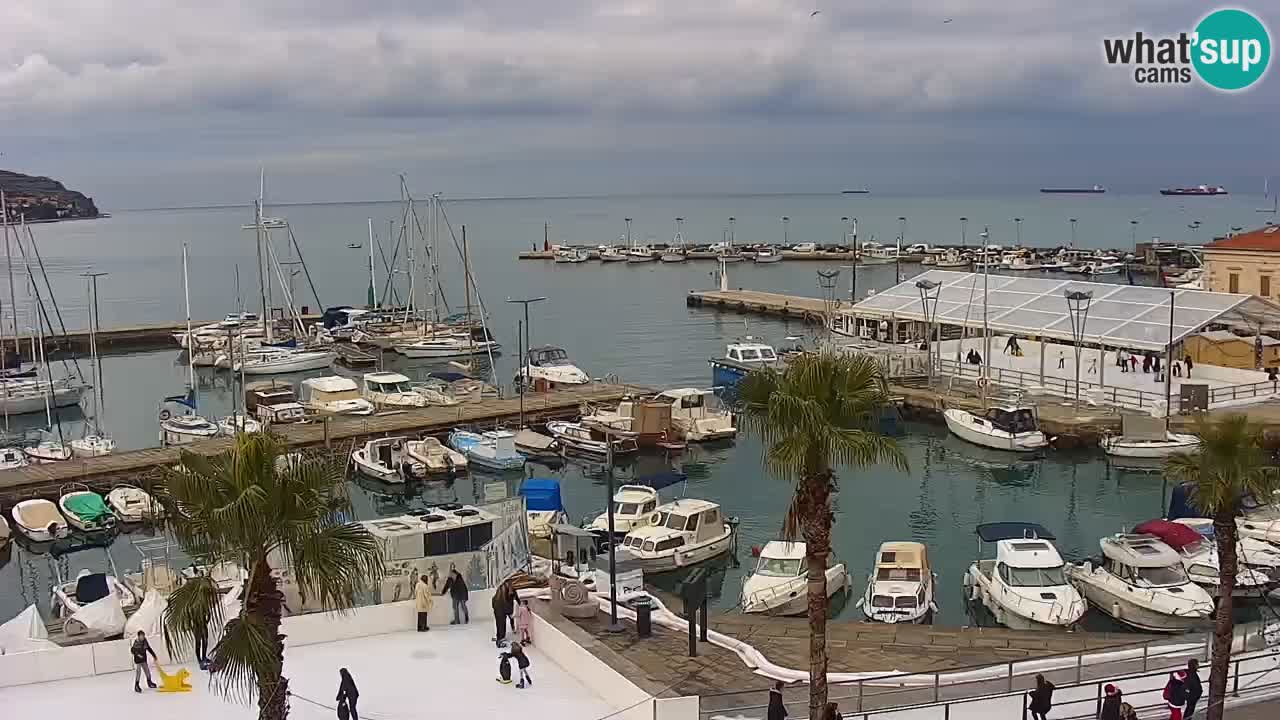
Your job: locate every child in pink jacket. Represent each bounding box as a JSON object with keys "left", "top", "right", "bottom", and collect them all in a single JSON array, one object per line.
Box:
[{"left": 514, "top": 598, "right": 533, "bottom": 644}]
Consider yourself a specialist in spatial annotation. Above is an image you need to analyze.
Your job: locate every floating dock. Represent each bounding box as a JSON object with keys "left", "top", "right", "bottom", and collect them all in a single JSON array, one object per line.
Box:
[
  {"left": 14, "top": 315, "right": 321, "bottom": 360},
  {"left": 0, "top": 382, "right": 637, "bottom": 501},
  {"left": 685, "top": 289, "right": 841, "bottom": 322}
]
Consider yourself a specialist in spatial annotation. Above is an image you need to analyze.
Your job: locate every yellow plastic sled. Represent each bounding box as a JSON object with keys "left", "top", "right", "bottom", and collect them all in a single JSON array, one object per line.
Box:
[{"left": 155, "top": 665, "right": 193, "bottom": 693}]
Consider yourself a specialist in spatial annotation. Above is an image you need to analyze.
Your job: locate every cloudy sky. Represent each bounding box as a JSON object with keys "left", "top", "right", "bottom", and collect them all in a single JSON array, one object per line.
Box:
[{"left": 2, "top": 1, "right": 1277, "bottom": 208}]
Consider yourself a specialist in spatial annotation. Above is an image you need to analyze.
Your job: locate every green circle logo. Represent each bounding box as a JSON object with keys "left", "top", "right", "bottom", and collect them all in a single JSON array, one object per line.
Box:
[{"left": 1192, "top": 9, "right": 1271, "bottom": 91}]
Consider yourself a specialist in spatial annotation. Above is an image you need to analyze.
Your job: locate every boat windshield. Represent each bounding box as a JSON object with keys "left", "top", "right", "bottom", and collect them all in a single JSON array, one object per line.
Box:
[
  {"left": 615, "top": 501, "right": 653, "bottom": 516},
  {"left": 871, "top": 595, "right": 894, "bottom": 608},
  {"left": 531, "top": 348, "right": 569, "bottom": 365},
  {"left": 664, "top": 513, "right": 696, "bottom": 531},
  {"left": 876, "top": 567, "right": 921, "bottom": 582},
  {"left": 374, "top": 380, "right": 411, "bottom": 393},
  {"left": 1134, "top": 564, "right": 1189, "bottom": 587},
  {"left": 755, "top": 557, "right": 802, "bottom": 577},
  {"left": 1000, "top": 564, "right": 1068, "bottom": 587},
  {"left": 894, "top": 595, "right": 919, "bottom": 609}
]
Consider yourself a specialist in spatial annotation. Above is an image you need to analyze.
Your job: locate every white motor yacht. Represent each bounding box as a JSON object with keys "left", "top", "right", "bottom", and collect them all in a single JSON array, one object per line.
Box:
[
  {"left": 613, "top": 499, "right": 735, "bottom": 573},
  {"left": 1135, "top": 520, "right": 1273, "bottom": 598},
  {"left": 585, "top": 484, "right": 661, "bottom": 540},
  {"left": 362, "top": 372, "right": 436, "bottom": 408},
  {"left": 233, "top": 347, "right": 336, "bottom": 375},
  {"left": 405, "top": 436, "right": 468, "bottom": 475},
  {"left": 546, "top": 420, "right": 639, "bottom": 458},
  {"left": 521, "top": 346, "right": 589, "bottom": 388},
  {"left": 1171, "top": 518, "right": 1280, "bottom": 580},
  {"left": 963, "top": 523, "right": 1086, "bottom": 630},
  {"left": 70, "top": 435, "right": 116, "bottom": 457},
  {"left": 10, "top": 498, "right": 70, "bottom": 542},
  {"left": 740, "top": 541, "right": 848, "bottom": 616},
  {"left": 655, "top": 388, "right": 737, "bottom": 442},
  {"left": 944, "top": 404, "right": 1049, "bottom": 452},
  {"left": 300, "top": 376, "right": 375, "bottom": 416},
  {"left": 350, "top": 436, "right": 425, "bottom": 483},
  {"left": 859, "top": 541, "right": 937, "bottom": 624},
  {"left": 106, "top": 485, "right": 164, "bottom": 523},
  {"left": 1065, "top": 534, "right": 1214, "bottom": 633},
  {"left": 160, "top": 413, "right": 220, "bottom": 446}
]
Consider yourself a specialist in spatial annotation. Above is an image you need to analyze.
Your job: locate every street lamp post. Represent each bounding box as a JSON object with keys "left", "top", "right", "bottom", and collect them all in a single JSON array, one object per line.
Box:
[
  {"left": 624, "top": 218, "right": 633, "bottom": 249},
  {"left": 916, "top": 279, "right": 941, "bottom": 380},
  {"left": 782, "top": 216, "right": 790, "bottom": 246},
  {"left": 842, "top": 216, "right": 858, "bottom": 302},
  {"left": 505, "top": 296, "right": 547, "bottom": 426},
  {"left": 896, "top": 216, "right": 906, "bottom": 283},
  {"left": 1014, "top": 217, "right": 1023, "bottom": 247},
  {"left": 1064, "top": 290, "right": 1094, "bottom": 409},
  {"left": 603, "top": 426, "right": 623, "bottom": 632},
  {"left": 1130, "top": 219, "right": 1139, "bottom": 246},
  {"left": 960, "top": 217, "right": 968, "bottom": 247},
  {"left": 1069, "top": 218, "right": 1077, "bottom": 249},
  {"left": 728, "top": 217, "right": 736, "bottom": 247}
]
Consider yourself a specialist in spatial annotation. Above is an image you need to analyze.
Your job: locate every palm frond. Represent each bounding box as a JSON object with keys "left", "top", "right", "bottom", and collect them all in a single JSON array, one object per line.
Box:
[
  {"left": 162, "top": 575, "right": 224, "bottom": 660},
  {"left": 290, "top": 522, "right": 384, "bottom": 610},
  {"left": 208, "top": 613, "right": 280, "bottom": 704}
]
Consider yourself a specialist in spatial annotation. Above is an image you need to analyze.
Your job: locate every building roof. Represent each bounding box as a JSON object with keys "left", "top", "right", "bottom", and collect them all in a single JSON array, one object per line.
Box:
[
  {"left": 1206, "top": 224, "right": 1280, "bottom": 251},
  {"left": 846, "top": 269, "right": 1280, "bottom": 351},
  {"left": 1195, "top": 329, "right": 1280, "bottom": 346}
]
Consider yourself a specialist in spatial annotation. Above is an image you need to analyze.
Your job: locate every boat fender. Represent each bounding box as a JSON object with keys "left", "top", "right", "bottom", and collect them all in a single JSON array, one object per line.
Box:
[
  {"left": 1112, "top": 602, "right": 1122, "bottom": 619},
  {"left": 648, "top": 512, "right": 662, "bottom": 526},
  {"left": 976, "top": 377, "right": 988, "bottom": 389},
  {"left": 159, "top": 409, "right": 172, "bottom": 421}
]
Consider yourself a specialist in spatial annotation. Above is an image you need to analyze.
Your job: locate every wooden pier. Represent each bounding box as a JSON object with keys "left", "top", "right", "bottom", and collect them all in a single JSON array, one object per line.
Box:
[
  {"left": 685, "top": 289, "right": 841, "bottom": 322},
  {"left": 17, "top": 315, "right": 321, "bottom": 360},
  {"left": 0, "top": 383, "right": 637, "bottom": 501}
]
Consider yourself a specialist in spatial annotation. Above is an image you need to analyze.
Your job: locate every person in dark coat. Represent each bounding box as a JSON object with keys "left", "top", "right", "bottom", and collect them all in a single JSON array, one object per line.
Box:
[
  {"left": 493, "top": 583, "right": 510, "bottom": 646},
  {"left": 131, "top": 630, "right": 158, "bottom": 693},
  {"left": 510, "top": 641, "right": 533, "bottom": 688},
  {"left": 1184, "top": 355, "right": 1194, "bottom": 378},
  {"left": 1100, "top": 684, "right": 1123, "bottom": 720},
  {"left": 1029, "top": 674, "right": 1054, "bottom": 720},
  {"left": 336, "top": 668, "right": 360, "bottom": 720},
  {"left": 767, "top": 680, "right": 788, "bottom": 720},
  {"left": 442, "top": 568, "right": 470, "bottom": 625},
  {"left": 1163, "top": 670, "right": 1187, "bottom": 720},
  {"left": 1142, "top": 355, "right": 1152, "bottom": 374},
  {"left": 1184, "top": 659, "right": 1202, "bottom": 719},
  {"left": 823, "top": 701, "right": 842, "bottom": 720}
]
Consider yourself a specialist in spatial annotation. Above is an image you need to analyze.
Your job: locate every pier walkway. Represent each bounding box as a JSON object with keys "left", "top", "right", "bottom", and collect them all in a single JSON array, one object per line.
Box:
[
  {"left": 0, "top": 382, "right": 636, "bottom": 500},
  {"left": 686, "top": 289, "right": 837, "bottom": 322}
]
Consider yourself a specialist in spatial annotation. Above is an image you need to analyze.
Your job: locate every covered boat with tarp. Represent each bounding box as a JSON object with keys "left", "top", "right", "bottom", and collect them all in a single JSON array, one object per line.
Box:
[
  {"left": 0, "top": 604, "right": 57, "bottom": 654},
  {"left": 58, "top": 486, "right": 118, "bottom": 533},
  {"left": 1134, "top": 519, "right": 1273, "bottom": 598},
  {"left": 520, "top": 478, "right": 568, "bottom": 558}
]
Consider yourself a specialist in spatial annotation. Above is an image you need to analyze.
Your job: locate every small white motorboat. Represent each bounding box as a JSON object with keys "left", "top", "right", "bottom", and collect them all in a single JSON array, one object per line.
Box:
[
  {"left": 655, "top": 388, "right": 737, "bottom": 442},
  {"left": 1065, "top": 534, "right": 1214, "bottom": 633},
  {"left": 613, "top": 499, "right": 735, "bottom": 573},
  {"left": 350, "top": 437, "right": 425, "bottom": 483},
  {"left": 753, "top": 248, "right": 784, "bottom": 264},
  {"left": 585, "top": 484, "right": 661, "bottom": 540},
  {"left": 52, "top": 569, "right": 140, "bottom": 618},
  {"left": 10, "top": 498, "right": 70, "bottom": 542},
  {"left": 405, "top": 436, "right": 468, "bottom": 475},
  {"left": 859, "top": 541, "right": 937, "bottom": 624},
  {"left": 24, "top": 438, "right": 73, "bottom": 463},
  {"left": 513, "top": 429, "right": 562, "bottom": 461},
  {"left": 546, "top": 420, "right": 639, "bottom": 458},
  {"left": 447, "top": 429, "right": 526, "bottom": 471},
  {"left": 218, "top": 412, "right": 263, "bottom": 436},
  {"left": 300, "top": 376, "right": 375, "bottom": 416},
  {"left": 944, "top": 404, "right": 1049, "bottom": 453},
  {"left": 106, "top": 485, "right": 164, "bottom": 523},
  {"left": 740, "top": 541, "right": 848, "bottom": 616},
  {"left": 70, "top": 435, "right": 116, "bottom": 457},
  {"left": 520, "top": 346, "right": 589, "bottom": 388},
  {"left": 1134, "top": 520, "right": 1273, "bottom": 598},
  {"left": 1171, "top": 517, "right": 1280, "bottom": 580},
  {"left": 160, "top": 413, "right": 220, "bottom": 446},
  {"left": 963, "top": 522, "right": 1086, "bottom": 630},
  {"left": 1102, "top": 432, "right": 1199, "bottom": 458},
  {"left": 0, "top": 446, "right": 29, "bottom": 469},
  {"left": 58, "top": 486, "right": 118, "bottom": 533}
]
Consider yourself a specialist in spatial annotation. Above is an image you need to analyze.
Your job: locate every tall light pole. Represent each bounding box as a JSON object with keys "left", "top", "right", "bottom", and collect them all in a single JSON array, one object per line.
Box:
[
  {"left": 1064, "top": 290, "right": 1093, "bottom": 409},
  {"left": 506, "top": 296, "right": 547, "bottom": 426},
  {"left": 960, "top": 217, "right": 968, "bottom": 247},
  {"left": 842, "top": 216, "right": 858, "bottom": 303},
  {"left": 916, "top": 279, "right": 941, "bottom": 381},
  {"left": 1130, "top": 219, "right": 1139, "bottom": 246},
  {"left": 624, "top": 218, "right": 633, "bottom": 249},
  {"left": 602, "top": 425, "right": 623, "bottom": 633},
  {"left": 728, "top": 217, "right": 736, "bottom": 247},
  {"left": 1014, "top": 217, "right": 1023, "bottom": 248},
  {"left": 1069, "top": 218, "right": 1078, "bottom": 249},
  {"left": 782, "top": 216, "right": 790, "bottom": 246},
  {"left": 896, "top": 216, "right": 906, "bottom": 283}
]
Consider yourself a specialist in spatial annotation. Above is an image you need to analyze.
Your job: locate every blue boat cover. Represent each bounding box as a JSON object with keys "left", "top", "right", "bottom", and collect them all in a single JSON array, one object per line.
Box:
[
  {"left": 1167, "top": 483, "right": 1202, "bottom": 520},
  {"left": 975, "top": 522, "right": 1056, "bottom": 542},
  {"left": 519, "top": 478, "right": 564, "bottom": 512}
]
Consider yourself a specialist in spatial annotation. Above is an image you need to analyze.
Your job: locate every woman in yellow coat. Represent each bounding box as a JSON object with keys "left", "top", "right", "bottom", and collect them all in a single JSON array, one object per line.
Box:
[{"left": 416, "top": 575, "right": 434, "bottom": 632}]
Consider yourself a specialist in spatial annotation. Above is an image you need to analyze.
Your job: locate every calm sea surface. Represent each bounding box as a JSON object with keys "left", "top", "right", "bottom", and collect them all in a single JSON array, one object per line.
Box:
[{"left": 0, "top": 192, "right": 1268, "bottom": 625}]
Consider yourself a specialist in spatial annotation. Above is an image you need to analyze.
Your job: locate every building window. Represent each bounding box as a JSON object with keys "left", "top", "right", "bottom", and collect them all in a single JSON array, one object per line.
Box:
[
  {"left": 1263, "top": 276, "right": 1271, "bottom": 297},
  {"left": 1230, "top": 273, "right": 1240, "bottom": 293}
]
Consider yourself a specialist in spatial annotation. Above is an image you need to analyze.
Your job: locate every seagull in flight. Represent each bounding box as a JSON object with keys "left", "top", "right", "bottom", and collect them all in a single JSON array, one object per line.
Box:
[
  {"left": 811, "top": 10, "right": 821, "bottom": 16},
  {"left": 943, "top": 18, "right": 953, "bottom": 23}
]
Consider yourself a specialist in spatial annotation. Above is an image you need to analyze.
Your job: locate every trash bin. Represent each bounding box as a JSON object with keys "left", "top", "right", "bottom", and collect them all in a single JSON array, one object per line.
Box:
[{"left": 634, "top": 596, "right": 652, "bottom": 638}]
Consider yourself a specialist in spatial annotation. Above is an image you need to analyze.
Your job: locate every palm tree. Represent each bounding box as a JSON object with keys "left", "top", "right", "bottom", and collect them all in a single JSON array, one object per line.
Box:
[
  {"left": 1165, "top": 414, "right": 1280, "bottom": 720},
  {"left": 159, "top": 433, "right": 384, "bottom": 720},
  {"left": 737, "top": 352, "right": 908, "bottom": 719}
]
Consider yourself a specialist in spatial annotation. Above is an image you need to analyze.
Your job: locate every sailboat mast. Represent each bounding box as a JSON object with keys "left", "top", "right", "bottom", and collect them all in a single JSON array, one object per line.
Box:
[
  {"left": 183, "top": 244, "right": 197, "bottom": 411},
  {"left": 982, "top": 228, "right": 992, "bottom": 409},
  {"left": 1165, "top": 290, "right": 1175, "bottom": 428},
  {"left": 367, "top": 218, "right": 377, "bottom": 309},
  {"left": 463, "top": 225, "right": 473, "bottom": 357},
  {"left": 254, "top": 200, "right": 269, "bottom": 340},
  {"left": 2, "top": 191, "right": 18, "bottom": 359}
]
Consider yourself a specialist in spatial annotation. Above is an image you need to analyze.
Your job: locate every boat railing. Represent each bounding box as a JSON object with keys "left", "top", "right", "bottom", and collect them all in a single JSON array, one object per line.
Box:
[
  {"left": 695, "top": 622, "right": 1278, "bottom": 720},
  {"left": 1209, "top": 378, "right": 1280, "bottom": 405},
  {"left": 739, "top": 575, "right": 806, "bottom": 611}
]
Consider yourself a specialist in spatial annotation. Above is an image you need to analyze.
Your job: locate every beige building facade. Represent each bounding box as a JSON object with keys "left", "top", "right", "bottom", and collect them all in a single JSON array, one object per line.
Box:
[{"left": 1204, "top": 225, "right": 1280, "bottom": 298}]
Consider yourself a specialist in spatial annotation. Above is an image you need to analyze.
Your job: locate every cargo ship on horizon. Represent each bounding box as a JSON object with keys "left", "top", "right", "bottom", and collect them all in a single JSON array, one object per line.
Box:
[
  {"left": 1040, "top": 185, "right": 1106, "bottom": 194},
  {"left": 1160, "top": 185, "right": 1228, "bottom": 196}
]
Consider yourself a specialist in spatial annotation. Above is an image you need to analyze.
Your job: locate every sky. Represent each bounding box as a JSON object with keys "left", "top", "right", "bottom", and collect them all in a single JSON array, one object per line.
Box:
[{"left": 2, "top": 1, "right": 1278, "bottom": 208}]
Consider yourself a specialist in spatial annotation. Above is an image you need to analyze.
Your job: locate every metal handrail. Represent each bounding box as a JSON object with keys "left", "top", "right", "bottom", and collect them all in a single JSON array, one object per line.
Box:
[{"left": 937, "top": 357, "right": 1162, "bottom": 409}]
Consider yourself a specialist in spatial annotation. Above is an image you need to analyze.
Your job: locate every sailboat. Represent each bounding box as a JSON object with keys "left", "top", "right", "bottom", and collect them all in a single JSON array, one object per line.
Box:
[
  {"left": 71, "top": 272, "right": 115, "bottom": 457},
  {"left": 661, "top": 220, "right": 688, "bottom": 263},
  {"left": 159, "top": 245, "right": 218, "bottom": 446},
  {"left": 18, "top": 236, "right": 72, "bottom": 464}
]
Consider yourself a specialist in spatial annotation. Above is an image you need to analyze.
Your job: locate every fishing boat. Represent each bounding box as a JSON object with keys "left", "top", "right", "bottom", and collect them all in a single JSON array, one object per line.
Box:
[
  {"left": 858, "top": 541, "right": 937, "bottom": 624},
  {"left": 160, "top": 413, "right": 220, "bottom": 446},
  {"left": 612, "top": 499, "right": 735, "bottom": 573},
  {"left": 300, "top": 376, "right": 375, "bottom": 416},
  {"left": 58, "top": 485, "right": 118, "bottom": 533},
  {"left": 10, "top": 498, "right": 70, "bottom": 542},
  {"left": 858, "top": 243, "right": 897, "bottom": 265},
  {"left": 660, "top": 249, "right": 688, "bottom": 263},
  {"left": 933, "top": 249, "right": 970, "bottom": 269},
  {"left": 963, "top": 522, "right": 1086, "bottom": 630},
  {"left": 600, "top": 246, "right": 629, "bottom": 263},
  {"left": 520, "top": 345, "right": 590, "bottom": 388},
  {"left": 350, "top": 436, "right": 425, "bottom": 483},
  {"left": 1065, "top": 534, "right": 1214, "bottom": 633},
  {"left": 753, "top": 247, "right": 784, "bottom": 263},
  {"left": 233, "top": 347, "right": 336, "bottom": 375},
  {"left": 1101, "top": 416, "right": 1199, "bottom": 458},
  {"left": 708, "top": 338, "right": 782, "bottom": 391},
  {"left": 626, "top": 246, "right": 658, "bottom": 263},
  {"left": 393, "top": 328, "right": 500, "bottom": 358},
  {"left": 740, "top": 541, "right": 848, "bottom": 616},
  {"left": 545, "top": 420, "right": 639, "bottom": 458},
  {"left": 513, "top": 428, "right": 562, "bottom": 461},
  {"left": 447, "top": 429, "right": 526, "bottom": 471},
  {"left": 943, "top": 404, "right": 1049, "bottom": 452},
  {"left": 584, "top": 484, "right": 662, "bottom": 542},
  {"left": 405, "top": 436, "right": 468, "bottom": 475},
  {"left": 106, "top": 485, "right": 163, "bottom": 524},
  {"left": 1133, "top": 520, "right": 1273, "bottom": 598},
  {"left": 655, "top": 388, "right": 737, "bottom": 442},
  {"left": 362, "top": 371, "right": 435, "bottom": 408}
]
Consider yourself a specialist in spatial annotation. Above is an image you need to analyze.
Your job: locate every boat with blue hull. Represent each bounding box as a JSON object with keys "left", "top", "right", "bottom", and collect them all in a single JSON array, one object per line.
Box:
[{"left": 708, "top": 339, "right": 782, "bottom": 398}]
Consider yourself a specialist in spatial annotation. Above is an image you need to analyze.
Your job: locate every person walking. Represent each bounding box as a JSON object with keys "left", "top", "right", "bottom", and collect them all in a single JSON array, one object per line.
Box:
[
  {"left": 1029, "top": 674, "right": 1055, "bottom": 720},
  {"left": 1129, "top": 354, "right": 1138, "bottom": 373},
  {"left": 1057, "top": 350, "right": 1065, "bottom": 369},
  {"left": 442, "top": 568, "right": 470, "bottom": 625},
  {"left": 493, "top": 583, "right": 511, "bottom": 647},
  {"left": 514, "top": 597, "right": 533, "bottom": 645},
  {"left": 1142, "top": 355, "right": 1152, "bottom": 374},
  {"left": 415, "top": 574, "right": 434, "bottom": 632},
  {"left": 1184, "top": 355, "right": 1194, "bottom": 378},
  {"left": 767, "top": 680, "right": 788, "bottom": 720},
  {"left": 131, "top": 630, "right": 159, "bottom": 693},
  {"left": 1163, "top": 670, "right": 1187, "bottom": 720},
  {"left": 1184, "top": 659, "right": 1202, "bottom": 719},
  {"left": 336, "top": 668, "right": 360, "bottom": 720},
  {"left": 1118, "top": 349, "right": 1128, "bottom": 373},
  {"left": 1100, "top": 684, "right": 1123, "bottom": 720}
]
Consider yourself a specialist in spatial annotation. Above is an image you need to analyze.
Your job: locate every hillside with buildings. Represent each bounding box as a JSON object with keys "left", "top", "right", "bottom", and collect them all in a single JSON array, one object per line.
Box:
[{"left": 0, "top": 169, "right": 100, "bottom": 221}]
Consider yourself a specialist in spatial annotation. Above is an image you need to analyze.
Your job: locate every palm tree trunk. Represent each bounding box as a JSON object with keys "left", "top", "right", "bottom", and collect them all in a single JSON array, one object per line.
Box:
[
  {"left": 799, "top": 471, "right": 834, "bottom": 720},
  {"left": 247, "top": 557, "right": 290, "bottom": 720},
  {"left": 1207, "top": 511, "right": 1237, "bottom": 720}
]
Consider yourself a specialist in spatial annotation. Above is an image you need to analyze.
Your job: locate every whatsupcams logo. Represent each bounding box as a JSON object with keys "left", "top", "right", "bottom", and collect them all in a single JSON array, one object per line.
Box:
[{"left": 1103, "top": 8, "right": 1271, "bottom": 91}]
